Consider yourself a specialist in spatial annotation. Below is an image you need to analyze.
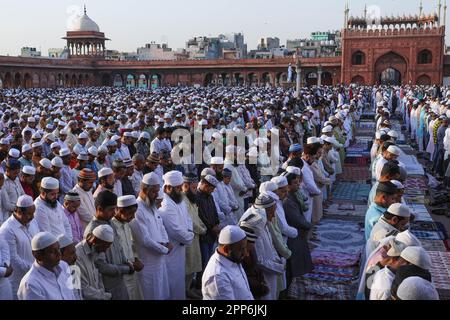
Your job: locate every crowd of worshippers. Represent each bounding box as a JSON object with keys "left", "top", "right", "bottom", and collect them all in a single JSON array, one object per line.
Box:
[
  {"left": 0, "top": 84, "right": 442, "bottom": 300},
  {"left": 357, "top": 85, "right": 449, "bottom": 301}
]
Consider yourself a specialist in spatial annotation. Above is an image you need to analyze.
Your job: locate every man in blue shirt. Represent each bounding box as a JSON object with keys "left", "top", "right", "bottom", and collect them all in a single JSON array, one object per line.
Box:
[{"left": 365, "top": 181, "right": 399, "bottom": 240}]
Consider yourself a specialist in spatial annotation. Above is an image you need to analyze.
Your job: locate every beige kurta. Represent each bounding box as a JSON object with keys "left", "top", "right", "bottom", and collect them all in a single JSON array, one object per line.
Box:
[
  {"left": 309, "top": 161, "right": 331, "bottom": 224},
  {"left": 183, "top": 196, "right": 207, "bottom": 275}
]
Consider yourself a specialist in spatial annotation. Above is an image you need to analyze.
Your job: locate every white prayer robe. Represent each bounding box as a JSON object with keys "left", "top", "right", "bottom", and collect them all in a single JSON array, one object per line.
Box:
[
  {"left": 0, "top": 235, "right": 13, "bottom": 300},
  {"left": 34, "top": 197, "right": 73, "bottom": 240},
  {"left": 159, "top": 194, "right": 194, "bottom": 300},
  {"left": 301, "top": 159, "right": 321, "bottom": 223},
  {"left": 202, "top": 251, "right": 254, "bottom": 300},
  {"left": 0, "top": 216, "right": 39, "bottom": 299},
  {"left": 369, "top": 267, "right": 395, "bottom": 300},
  {"left": 71, "top": 184, "right": 95, "bottom": 227},
  {"left": 18, "top": 260, "right": 76, "bottom": 300},
  {"left": 129, "top": 198, "right": 170, "bottom": 300}
]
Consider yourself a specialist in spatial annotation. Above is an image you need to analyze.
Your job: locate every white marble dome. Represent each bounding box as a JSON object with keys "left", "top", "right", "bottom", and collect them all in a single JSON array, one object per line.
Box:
[{"left": 70, "top": 9, "right": 100, "bottom": 32}]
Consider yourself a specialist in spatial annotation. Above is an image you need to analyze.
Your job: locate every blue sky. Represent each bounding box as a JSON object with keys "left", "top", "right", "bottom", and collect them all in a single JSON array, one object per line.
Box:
[{"left": 0, "top": 0, "right": 445, "bottom": 56}]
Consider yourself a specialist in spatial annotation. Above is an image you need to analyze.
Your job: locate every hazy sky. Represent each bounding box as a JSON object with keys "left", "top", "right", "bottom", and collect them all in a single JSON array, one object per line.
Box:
[{"left": 0, "top": 0, "right": 445, "bottom": 56}]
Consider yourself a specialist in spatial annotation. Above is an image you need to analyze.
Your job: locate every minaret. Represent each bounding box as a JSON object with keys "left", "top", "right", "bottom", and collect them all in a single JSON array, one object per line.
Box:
[
  {"left": 84, "top": 4, "right": 87, "bottom": 15},
  {"left": 344, "top": 2, "right": 350, "bottom": 28},
  {"left": 438, "top": 0, "right": 442, "bottom": 25},
  {"left": 445, "top": 0, "right": 448, "bottom": 26},
  {"left": 419, "top": 0, "right": 423, "bottom": 16},
  {"left": 364, "top": 4, "right": 367, "bottom": 20}
]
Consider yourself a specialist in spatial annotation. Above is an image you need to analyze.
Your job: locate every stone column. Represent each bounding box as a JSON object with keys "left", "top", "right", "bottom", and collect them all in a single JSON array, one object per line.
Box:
[{"left": 317, "top": 65, "right": 323, "bottom": 86}]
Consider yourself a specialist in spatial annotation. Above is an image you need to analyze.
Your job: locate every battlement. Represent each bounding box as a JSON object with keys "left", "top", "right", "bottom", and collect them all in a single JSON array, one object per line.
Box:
[
  {"left": 343, "top": 25, "right": 445, "bottom": 38},
  {"left": 348, "top": 13, "right": 439, "bottom": 29}
]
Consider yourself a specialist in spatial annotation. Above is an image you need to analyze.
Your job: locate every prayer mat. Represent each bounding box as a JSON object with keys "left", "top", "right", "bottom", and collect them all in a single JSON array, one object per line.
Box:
[
  {"left": 332, "top": 183, "right": 371, "bottom": 202},
  {"left": 302, "top": 271, "right": 358, "bottom": 283},
  {"left": 404, "top": 177, "right": 428, "bottom": 189},
  {"left": 287, "top": 277, "right": 358, "bottom": 300},
  {"left": 419, "top": 239, "right": 448, "bottom": 252},
  {"left": 339, "top": 167, "right": 371, "bottom": 182},
  {"left": 311, "top": 250, "right": 361, "bottom": 267},
  {"left": 310, "top": 219, "right": 365, "bottom": 255},
  {"left": 411, "top": 230, "right": 447, "bottom": 241},
  {"left": 411, "top": 221, "right": 441, "bottom": 232},
  {"left": 323, "top": 204, "right": 367, "bottom": 218},
  {"left": 428, "top": 251, "right": 450, "bottom": 294}
]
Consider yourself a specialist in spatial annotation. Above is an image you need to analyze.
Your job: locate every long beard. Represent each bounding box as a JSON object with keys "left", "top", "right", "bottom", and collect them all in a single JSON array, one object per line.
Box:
[
  {"left": 169, "top": 189, "right": 183, "bottom": 204},
  {"left": 44, "top": 197, "right": 58, "bottom": 208},
  {"left": 144, "top": 196, "right": 156, "bottom": 208},
  {"left": 185, "top": 189, "right": 197, "bottom": 204}
]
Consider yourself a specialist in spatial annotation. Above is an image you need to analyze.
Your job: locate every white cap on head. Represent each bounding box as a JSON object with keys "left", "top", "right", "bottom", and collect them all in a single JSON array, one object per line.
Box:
[
  {"left": 51, "top": 157, "right": 63, "bottom": 168},
  {"left": 307, "top": 137, "right": 322, "bottom": 145},
  {"left": 397, "top": 277, "right": 439, "bottom": 300},
  {"left": 285, "top": 166, "right": 302, "bottom": 176},
  {"left": 57, "top": 234, "right": 73, "bottom": 249},
  {"left": 387, "top": 145, "right": 401, "bottom": 156},
  {"left": 387, "top": 203, "right": 410, "bottom": 218},
  {"left": 8, "top": 148, "right": 20, "bottom": 158},
  {"left": 388, "top": 130, "right": 399, "bottom": 138},
  {"left": 88, "top": 146, "right": 98, "bottom": 157},
  {"left": 139, "top": 132, "right": 150, "bottom": 140},
  {"left": 31, "top": 232, "right": 58, "bottom": 251},
  {"left": 321, "top": 125, "right": 333, "bottom": 133},
  {"left": 210, "top": 157, "right": 224, "bottom": 165},
  {"left": 163, "top": 170, "right": 184, "bottom": 187},
  {"left": 124, "top": 132, "right": 133, "bottom": 138},
  {"left": 259, "top": 181, "right": 278, "bottom": 194},
  {"left": 271, "top": 176, "right": 288, "bottom": 188},
  {"left": 142, "top": 172, "right": 160, "bottom": 186},
  {"left": 117, "top": 195, "right": 137, "bottom": 208},
  {"left": 22, "top": 144, "right": 32, "bottom": 153},
  {"left": 32, "top": 141, "right": 43, "bottom": 148},
  {"left": 22, "top": 165, "right": 36, "bottom": 175},
  {"left": 400, "top": 246, "right": 432, "bottom": 270},
  {"left": 92, "top": 225, "right": 114, "bottom": 243},
  {"left": 16, "top": 195, "right": 34, "bottom": 208},
  {"left": 41, "top": 177, "right": 59, "bottom": 190},
  {"left": 395, "top": 230, "right": 422, "bottom": 247},
  {"left": 50, "top": 142, "right": 60, "bottom": 149},
  {"left": 218, "top": 225, "right": 247, "bottom": 245},
  {"left": 39, "top": 158, "right": 53, "bottom": 170},
  {"left": 204, "top": 175, "right": 219, "bottom": 187},
  {"left": 78, "top": 132, "right": 88, "bottom": 139},
  {"left": 98, "top": 167, "right": 113, "bottom": 178},
  {"left": 59, "top": 148, "right": 70, "bottom": 157}
]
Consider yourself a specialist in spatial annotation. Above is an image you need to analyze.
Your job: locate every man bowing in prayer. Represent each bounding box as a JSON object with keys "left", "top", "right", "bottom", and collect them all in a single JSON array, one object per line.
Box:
[{"left": 159, "top": 170, "right": 194, "bottom": 300}]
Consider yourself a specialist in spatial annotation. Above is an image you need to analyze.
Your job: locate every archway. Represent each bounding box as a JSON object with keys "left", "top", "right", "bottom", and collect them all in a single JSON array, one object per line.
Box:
[
  {"left": 78, "top": 74, "right": 83, "bottom": 86},
  {"left": 4, "top": 73, "right": 12, "bottom": 88},
  {"left": 322, "top": 72, "right": 333, "bottom": 85},
  {"left": 351, "top": 75, "right": 365, "bottom": 85},
  {"left": 40, "top": 74, "right": 48, "bottom": 88},
  {"left": 113, "top": 74, "right": 123, "bottom": 87},
  {"left": 48, "top": 74, "right": 56, "bottom": 88},
  {"left": 261, "top": 73, "right": 271, "bottom": 87},
  {"left": 71, "top": 74, "right": 77, "bottom": 87},
  {"left": 374, "top": 51, "right": 407, "bottom": 85},
  {"left": 138, "top": 74, "right": 147, "bottom": 89},
  {"left": 276, "top": 72, "right": 287, "bottom": 86},
  {"left": 84, "top": 74, "right": 90, "bottom": 86},
  {"left": 352, "top": 51, "right": 366, "bottom": 65},
  {"left": 416, "top": 74, "right": 431, "bottom": 85},
  {"left": 32, "top": 74, "right": 40, "bottom": 88},
  {"left": 14, "top": 73, "right": 22, "bottom": 88},
  {"left": 23, "top": 73, "right": 32, "bottom": 88},
  {"left": 126, "top": 74, "right": 136, "bottom": 88},
  {"left": 220, "top": 73, "right": 230, "bottom": 86},
  {"left": 234, "top": 73, "right": 244, "bottom": 86},
  {"left": 417, "top": 50, "right": 432, "bottom": 64},
  {"left": 306, "top": 72, "right": 318, "bottom": 86},
  {"left": 247, "top": 73, "right": 256, "bottom": 86},
  {"left": 64, "top": 74, "right": 70, "bottom": 87},
  {"left": 204, "top": 73, "right": 214, "bottom": 87},
  {"left": 150, "top": 74, "right": 161, "bottom": 89}
]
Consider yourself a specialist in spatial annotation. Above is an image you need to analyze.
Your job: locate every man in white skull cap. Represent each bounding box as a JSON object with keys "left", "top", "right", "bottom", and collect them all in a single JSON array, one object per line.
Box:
[
  {"left": 374, "top": 145, "right": 401, "bottom": 181},
  {"left": 34, "top": 177, "right": 73, "bottom": 240},
  {"left": 366, "top": 203, "right": 411, "bottom": 258},
  {"left": 75, "top": 224, "right": 114, "bottom": 300},
  {"left": 17, "top": 232, "right": 76, "bottom": 300},
  {"left": 159, "top": 170, "right": 194, "bottom": 299},
  {"left": 202, "top": 225, "right": 253, "bottom": 300},
  {"left": 129, "top": 172, "right": 172, "bottom": 300},
  {"left": 396, "top": 276, "right": 439, "bottom": 300}
]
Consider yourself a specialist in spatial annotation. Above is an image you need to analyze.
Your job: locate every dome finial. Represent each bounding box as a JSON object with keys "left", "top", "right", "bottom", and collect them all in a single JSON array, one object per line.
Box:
[{"left": 84, "top": 4, "right": 87, "bottom": 15}]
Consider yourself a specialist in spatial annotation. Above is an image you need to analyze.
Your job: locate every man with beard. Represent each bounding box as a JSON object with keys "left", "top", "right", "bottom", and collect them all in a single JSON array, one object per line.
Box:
[
  {"left": 129, "top": 172, "right": 172, "bottom": 300},
  {"left": 17, "top": 232, "right": 76, "bottom": 300},
  {"left": 84, "top": 191, "right": 134, "bottom": 300},
  {"left": 182, "top": 173, "right": 206, "bottom": 300},
  {"left": 202, "top": 225, "right": 253, "bottom": 300},
  {"left": 120, "top": 158, "right": 136, "bottom": 196},
  {"left": 34, "top": 177, "right": 73, "bottom": 240},
  {"left": 20, "top": 165, "right": 38, "bottom": 199},
  {"left": 59, "top": 148, "right": 77, "bottom": 202},
  {"left": 197, "top": 175, "right": 221, "bottom": 271},
  {"left": 94, "top": 168, "right": 115, "bottom": 198},
  {"left": 366, "top": 203, "right": 412, "bottom": 257},
  {"left": 2, "top": 159, "right": 25, "bottom": 217},
  {"left": 19, "top": 144, "right": 34, "bottom": 168},
  {"left": 112, "top": 160, "right": 125, "bottom": 197},
  {"left": 131, "top": 154, "right": 145, "bottom": 196},
  {"left": 71, "top": 169, "right": 97, "bottom": 228},
  {"left": 111, "top": 195, "right": 144, "bottom": 300},
  {"left": 159, "top": 150, "right": 175, "bottom": 174},
  {"left": 159, "top": 170, "right": 194, "bottom": 300},
  {"left": 57, "top": 234, "right": 82, "bottom": 300}
]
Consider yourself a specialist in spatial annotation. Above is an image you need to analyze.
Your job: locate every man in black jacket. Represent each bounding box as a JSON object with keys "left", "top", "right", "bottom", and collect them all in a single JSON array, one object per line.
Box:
[{"left": 196, "top": 175, "right": 220, "bottom": 269}]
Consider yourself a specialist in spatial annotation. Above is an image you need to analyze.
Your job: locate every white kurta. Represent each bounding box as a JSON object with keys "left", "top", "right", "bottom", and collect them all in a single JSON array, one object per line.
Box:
[
  {"left": 71, "top": 184, "right": 95, "bottom": 227},
  {"left": 34, "top": 197, "right": 73, "bottom": 240},
  {"left": 301, "top": 159, "right": 321, "bottom": 223},
  {"left": 129, "top": 198, "right": 170, "bottom": 300},
  {"left": 374, "top": 157, "right": 388, "bottom": 182},
  {"left": 426, "top": 120, "right": 436, "bottom": 156},
  {"left": 0, "top": 215, "right": 39, "bottom": 299},
  {"left": 0, "top": 235, "right": 13, "bottom": 300},
  {"left": 369, "top": 267, "right": 395, "bottom": 300},
  {"left": 159, "top": 194, "right": 194, "bottom": 300},
  {"left": 18, "top": 261, "right": 76, "bottom": 300},
  {"left": 202, "top": 251, "right": 254, "bottom": 300},
  {"left": 224, "top": 160, "right": 247, "bottom": 219}
]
